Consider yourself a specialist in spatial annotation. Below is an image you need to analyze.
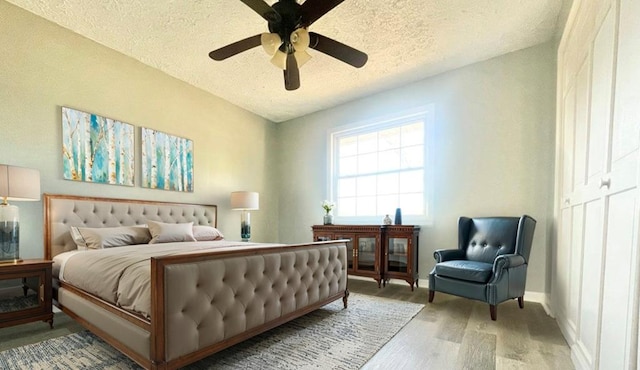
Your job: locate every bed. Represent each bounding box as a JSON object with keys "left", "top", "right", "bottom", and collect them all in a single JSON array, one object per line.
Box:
[{"left": 44, "top": 194, "right": 348, "bottom": 369}]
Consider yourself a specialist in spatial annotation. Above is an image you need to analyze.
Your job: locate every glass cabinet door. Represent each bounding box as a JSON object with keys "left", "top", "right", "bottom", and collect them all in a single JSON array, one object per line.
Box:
[
  {"left": 387, "top": 237, "right": 409, "bottom": 273},
  {"left": 0, "top": 274, "right": 42, "bottom": 315},
  {"left": 335, "top": 234, "right": 354, "bottom": 270},
  {"left": 357, "top": 237, "right": 377, "bottom": 271}
]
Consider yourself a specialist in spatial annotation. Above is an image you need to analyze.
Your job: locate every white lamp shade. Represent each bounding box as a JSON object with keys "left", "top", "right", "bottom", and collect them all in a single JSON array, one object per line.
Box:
[
  {"left": 261, "top": 33, "right": 282, "bottom": 56},
  {"left": 270, "top": 50, "right": 288, "bottom": 70},
  {"left": 290, "top": 28, "right": 310, "bottom": 52},
  {"left": 294, "top": 50, "right": 312, "bottom": 67},
  {"left": 0, "top": 164, "right": 40, "bottom": 202},
  {"left": 230, "top": 191, "right": 259, "bottom": 210}
]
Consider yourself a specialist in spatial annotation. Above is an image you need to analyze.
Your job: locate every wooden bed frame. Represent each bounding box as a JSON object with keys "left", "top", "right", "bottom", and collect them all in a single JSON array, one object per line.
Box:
[{"left": 44, "top": 194, "right": 349, "bottom": 369}]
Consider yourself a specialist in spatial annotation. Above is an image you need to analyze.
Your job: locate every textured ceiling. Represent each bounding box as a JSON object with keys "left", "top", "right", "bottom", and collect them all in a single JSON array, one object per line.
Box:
[{"left": 7, "top": 0, "right": 563, "bottom": 122}]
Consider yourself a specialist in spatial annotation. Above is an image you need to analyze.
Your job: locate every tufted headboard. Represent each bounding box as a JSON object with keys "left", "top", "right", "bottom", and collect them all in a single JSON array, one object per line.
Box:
[{"left": 44, "top": 194, "right": 217, "bottom": 259}]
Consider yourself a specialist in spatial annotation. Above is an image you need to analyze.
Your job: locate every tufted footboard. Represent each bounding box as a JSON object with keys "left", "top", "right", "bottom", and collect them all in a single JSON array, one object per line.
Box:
[
  {"left": 150, "top": 241, "right": 348, "bottom": 369},
  {"left": 45, "top": 194, "right": 348, "bottom": 370}
]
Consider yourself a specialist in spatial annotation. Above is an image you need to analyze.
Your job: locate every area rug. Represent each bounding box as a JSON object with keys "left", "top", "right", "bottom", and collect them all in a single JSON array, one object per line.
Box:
[{"left": 0, "top": 293, "right": 423, "bottom": 369}]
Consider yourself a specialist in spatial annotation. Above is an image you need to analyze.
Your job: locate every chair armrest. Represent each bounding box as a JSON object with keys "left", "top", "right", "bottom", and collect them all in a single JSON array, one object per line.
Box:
[
  {"left": 492, "top": 254, "right": 526, "bottom": 275},
  {"left": 433, "top": 249, "right": 466, "bottom": 263}
]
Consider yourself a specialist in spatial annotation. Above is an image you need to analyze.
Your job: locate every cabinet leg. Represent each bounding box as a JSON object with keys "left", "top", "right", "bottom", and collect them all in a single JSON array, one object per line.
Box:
[{"left": 46, "top": 318, "right": 54, "bottom": 329}]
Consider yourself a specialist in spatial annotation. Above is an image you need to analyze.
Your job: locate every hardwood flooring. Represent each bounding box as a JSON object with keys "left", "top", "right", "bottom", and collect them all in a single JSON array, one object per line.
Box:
[
  {"left": 0, "top": 278, "right": 573, "bottom": 369},
  {"left": 353, "top": 278, "right": 574, "bottom": 370}
]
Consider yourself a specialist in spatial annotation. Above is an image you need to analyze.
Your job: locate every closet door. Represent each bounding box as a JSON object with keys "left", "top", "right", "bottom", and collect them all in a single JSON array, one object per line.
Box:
[
  {"left": 555, "top": 0, "right": 640, "bottom": 368},
  {"left": 576, "top": 6, "right": 615, "bottom": 367},
  {"left": 598, "top": 0, "right": 640, "bottom": 367}
]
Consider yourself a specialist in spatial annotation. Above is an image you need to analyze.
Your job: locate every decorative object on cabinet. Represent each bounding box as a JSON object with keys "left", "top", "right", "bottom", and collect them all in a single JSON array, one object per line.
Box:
[
  {"left": 394, "top": 208, "right": 402, "bottom": 225},
  {"left": 321, "top": 200, "right": 335, "bottom": 225},
  {"left": 0, "top": 259, "right": 53, "bottom": 329},
  {"left": 383, "top": 214, "right": 392, "bottom": 225},
  {"left": 231, "top": 191, "right": 259, "bottom": 242},
  {"left": 312, "top": 224, "right": 420, "bottom": 290},
  {"left": 141, "top": 127, "right": 193, "bottom": 192},
  {"left": 0, "top": 165, "right": 40, "bottom": 263},
  {"left": 61, "top": 107, "right": 134, "bottom": 186},
  {"left": 428, "top": 215, "right": 536, "bottom": 320}
]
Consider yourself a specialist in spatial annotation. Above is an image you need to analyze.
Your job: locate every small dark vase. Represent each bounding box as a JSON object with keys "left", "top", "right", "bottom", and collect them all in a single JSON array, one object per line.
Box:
[{"left": 394, "top": 208, "right": 402, "bottom": 225}]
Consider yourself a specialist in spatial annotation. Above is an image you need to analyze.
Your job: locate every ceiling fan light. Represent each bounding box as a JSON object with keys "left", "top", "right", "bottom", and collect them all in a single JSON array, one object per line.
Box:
[
  {"left": 294, "top": 50, "right": 312, "bottom": 67},
  {"left": 270, "top": 50, "right": 287, "bottom": 69},
  {"left": 261, "top": 33, "right": 281, "bottom": 56},
  {"left": 290, "top": 28, "right": 310, "bottom": 52}
]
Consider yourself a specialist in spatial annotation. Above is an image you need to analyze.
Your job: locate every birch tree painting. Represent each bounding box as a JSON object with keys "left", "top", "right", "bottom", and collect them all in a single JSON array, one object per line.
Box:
[
  {"left": 62, "top": 107, "right": 134, "bottom": 186},
  {"left": 141, "top": 128, "right": 194, "bottom": 192}
]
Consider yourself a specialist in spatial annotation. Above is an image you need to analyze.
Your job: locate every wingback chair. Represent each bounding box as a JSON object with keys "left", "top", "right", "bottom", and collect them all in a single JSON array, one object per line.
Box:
[{"left": 428, "top": 215, "right": 536, "bottom": 320}]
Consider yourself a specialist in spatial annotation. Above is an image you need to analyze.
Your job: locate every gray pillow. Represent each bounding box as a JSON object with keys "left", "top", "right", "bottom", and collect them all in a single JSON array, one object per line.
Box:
[
  {"left": 193, "top": 225, "right": 224, "bottom": 241},
  {"left": 70, "top": 225, "right": 151, "bottom": 249},
  {"left": 147, "top": 221, "right": 196, "bottom": 244}
]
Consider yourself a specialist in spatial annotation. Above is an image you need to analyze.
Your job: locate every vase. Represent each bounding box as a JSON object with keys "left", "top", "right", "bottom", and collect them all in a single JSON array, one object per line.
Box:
[
  {"left": 383, "top": 214, "right": 392, "bottom": 225},
  {"left": 323, "top": 213, "right": 333, "bottom": 225},
  {"left": 394, "top": 208, "right": 402, "bottom": 225}
]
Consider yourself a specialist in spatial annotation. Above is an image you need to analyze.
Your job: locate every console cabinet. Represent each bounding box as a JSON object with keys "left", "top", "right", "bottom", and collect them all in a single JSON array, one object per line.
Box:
[
  {"left": 382, "top": 225, "right": 420, "bottom": 291},
  {"left": 312, "top": 225, "right": 383, "bottom": 287},
  {"left": 312, "top": 225, "right": 420, "bottom": 290},
  {"left": 0, "top": 259, "right": 53, "bottom": 329}
]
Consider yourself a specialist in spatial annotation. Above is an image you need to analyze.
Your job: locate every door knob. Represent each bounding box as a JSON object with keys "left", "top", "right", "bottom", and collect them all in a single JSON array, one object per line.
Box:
[{"left": 600, "top": 177, "right": 611, "bottom": 189}]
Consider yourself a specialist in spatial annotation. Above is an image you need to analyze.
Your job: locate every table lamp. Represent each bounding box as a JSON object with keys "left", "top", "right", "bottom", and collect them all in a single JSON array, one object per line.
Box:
[
  {"left": 0, "top": 164, "right": 41, "bottom": 263},
  {"left": 230, "top": 191, "right": 259, "bottom": 242}
]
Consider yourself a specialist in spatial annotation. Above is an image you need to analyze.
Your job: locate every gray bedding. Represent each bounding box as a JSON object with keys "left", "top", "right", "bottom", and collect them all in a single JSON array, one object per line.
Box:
[{"left": 57, "top": 241, "right": 282, "bottom": 319}]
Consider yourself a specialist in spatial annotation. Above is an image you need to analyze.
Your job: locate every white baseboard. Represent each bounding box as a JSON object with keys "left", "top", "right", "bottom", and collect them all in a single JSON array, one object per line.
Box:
[{"left": 571, "top": 340, "right": 592, "bottom": 370}]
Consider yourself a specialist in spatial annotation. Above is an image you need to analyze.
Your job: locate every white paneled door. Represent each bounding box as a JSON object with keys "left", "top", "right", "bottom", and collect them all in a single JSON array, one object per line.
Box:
[{"left": 554, "top": 0, "right": 640, "bottom": 369}]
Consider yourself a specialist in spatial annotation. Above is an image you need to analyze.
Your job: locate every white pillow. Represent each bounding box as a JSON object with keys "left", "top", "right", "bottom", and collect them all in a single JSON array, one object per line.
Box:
[
  {"left": 70, "top": 225, "right": 151, "bottom": 249},
  {"left": 147, "top": 221, "right": 196, "bottom": 244},
  {"left": 193, "top": 225, "right": 224, "bottom": 241}
]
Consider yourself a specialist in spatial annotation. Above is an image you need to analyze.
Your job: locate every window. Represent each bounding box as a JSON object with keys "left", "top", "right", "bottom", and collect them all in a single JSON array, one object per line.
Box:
[{"left": 329, "top": 107, "right": 433, "bottom": 224}]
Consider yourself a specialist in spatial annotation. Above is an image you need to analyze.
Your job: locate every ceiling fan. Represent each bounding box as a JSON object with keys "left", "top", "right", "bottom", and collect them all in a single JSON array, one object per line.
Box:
[{"left": 209, "top": 0, "right": 368, "bottom": 91}]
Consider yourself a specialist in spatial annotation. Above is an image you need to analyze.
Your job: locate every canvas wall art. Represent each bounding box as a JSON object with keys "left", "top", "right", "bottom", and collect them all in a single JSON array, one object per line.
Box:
[
  {"left": 62, "top": 107, "right": 135, "bottom": 186},
  {"left": 141, "top": 128, "right": 193, "bottom": 192}
]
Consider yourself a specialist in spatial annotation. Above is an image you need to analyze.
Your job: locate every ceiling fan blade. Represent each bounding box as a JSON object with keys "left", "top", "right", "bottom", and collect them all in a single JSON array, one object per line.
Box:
[
  {"left": 209, "top": 34, "right": 262, "bottom": 61},
  {"left": 300, "top": 0, "right": 345, "bottom": 26},
  {"left": 308, "top": 32, "right": 367, "bottom": 68},
  {"left": 240, "top": 0, "right": 281, "bottom": 23},
  {"left": 284, "top": 52, "right": 300, "bottom": 91}
]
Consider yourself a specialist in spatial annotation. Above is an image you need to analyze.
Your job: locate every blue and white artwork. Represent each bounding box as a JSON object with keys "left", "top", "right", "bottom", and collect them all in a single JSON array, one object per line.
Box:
[
  {"left": 141, "top": 128, "right": 194, "bottom": 192},
  {"left": 62, "top": 107, "right": 135, "bottom": 186}
]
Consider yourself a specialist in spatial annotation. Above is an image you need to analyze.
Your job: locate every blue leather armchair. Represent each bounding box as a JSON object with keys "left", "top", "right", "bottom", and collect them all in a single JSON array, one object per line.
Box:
[{"left": 428, "top": 215, "right": 536, "bottom": 320}]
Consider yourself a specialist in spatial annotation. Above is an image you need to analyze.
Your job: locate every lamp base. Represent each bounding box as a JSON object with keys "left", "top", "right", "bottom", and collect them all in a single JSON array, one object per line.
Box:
[
  {"left": 0, "top": 204, "right": 20, "bottom": 262},
  {"left": 240, "top": 211, "right": 251, "bottom": 242}
]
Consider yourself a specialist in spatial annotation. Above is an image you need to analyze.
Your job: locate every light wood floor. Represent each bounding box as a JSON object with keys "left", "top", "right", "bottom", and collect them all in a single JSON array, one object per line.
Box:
[
  {"left": 353, "top": 279, "right": 574, "bottom": 370},
  {"left": 0, "top": 279, "right": 573, "bottom": 369}
]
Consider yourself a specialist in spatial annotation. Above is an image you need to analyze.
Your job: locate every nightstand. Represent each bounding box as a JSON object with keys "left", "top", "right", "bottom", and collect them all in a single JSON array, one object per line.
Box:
[{"left": 0, "top": 259, "right": 53, "bottom": 329}]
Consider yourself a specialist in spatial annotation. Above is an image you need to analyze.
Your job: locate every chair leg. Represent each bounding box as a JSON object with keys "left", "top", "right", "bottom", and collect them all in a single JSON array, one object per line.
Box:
[
  {"left": 518, "top": 296, "right": 524, "bottom": 309},
  {"left": 490, "top": 304, "right": 497, "bottom": 321},
  {"left": 428, "top": 289, "right": 435, "bottom": 303}
]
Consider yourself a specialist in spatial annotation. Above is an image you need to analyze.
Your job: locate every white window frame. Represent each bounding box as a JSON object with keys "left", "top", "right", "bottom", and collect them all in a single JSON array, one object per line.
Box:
[{"left": 327, "top": 106, "right": 435, "bottom": 225}]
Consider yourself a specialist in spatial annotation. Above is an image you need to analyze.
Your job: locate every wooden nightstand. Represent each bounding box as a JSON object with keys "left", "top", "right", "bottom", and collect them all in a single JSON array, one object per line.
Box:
[{"left": 0, "top": 259, "right": 53, "bottom": 329}]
